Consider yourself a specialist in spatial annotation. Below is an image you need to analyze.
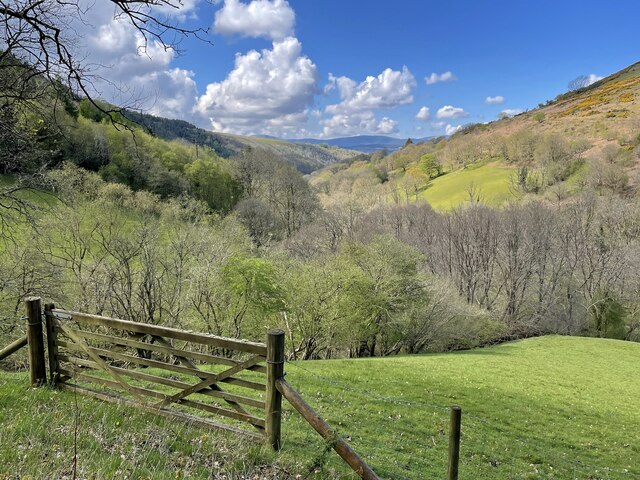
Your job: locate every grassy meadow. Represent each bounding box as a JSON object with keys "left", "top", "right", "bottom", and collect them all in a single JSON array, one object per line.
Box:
[
  {"left": 420, "top": 162, "right": 516, "bottom": 210},
  {"left": 1, "top": 336, "right": 638, "bottom": 479}
]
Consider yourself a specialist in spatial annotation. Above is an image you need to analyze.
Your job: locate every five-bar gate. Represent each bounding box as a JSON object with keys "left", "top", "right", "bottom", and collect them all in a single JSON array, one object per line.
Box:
[{"left": 45, "top": 303, "right": 271, "bottom": 441}]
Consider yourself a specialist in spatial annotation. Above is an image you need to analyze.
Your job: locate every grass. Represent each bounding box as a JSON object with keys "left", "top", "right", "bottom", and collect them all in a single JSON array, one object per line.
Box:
[
  {"left": 1, "top": 336, "right": 639, "bottom": 479},
  {"left": 419, "top": 162, "right": 516, "bottom": 210}
]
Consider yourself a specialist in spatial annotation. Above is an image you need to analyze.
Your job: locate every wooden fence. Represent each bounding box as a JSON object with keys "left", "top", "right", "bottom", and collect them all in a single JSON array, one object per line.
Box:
[{"left": 12, "top": 298, "right": 389, "bottom": 480}]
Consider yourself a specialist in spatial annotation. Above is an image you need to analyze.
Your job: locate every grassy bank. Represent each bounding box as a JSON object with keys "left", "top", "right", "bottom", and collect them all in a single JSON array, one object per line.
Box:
[
  {"left": 1, "top": 336, "right": 639, "bottom": 479},
  {"left": 420, "top": 162, "right": 516, "bottom": 210}
]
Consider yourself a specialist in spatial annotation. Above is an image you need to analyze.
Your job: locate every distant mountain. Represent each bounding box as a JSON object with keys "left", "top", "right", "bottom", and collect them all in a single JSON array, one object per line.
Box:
[
  {"left": 283, "top": 135, "right": 435, "bottom": 153},
  {"left": 123, "top": 111, "right": 360, "bottom": 173}
]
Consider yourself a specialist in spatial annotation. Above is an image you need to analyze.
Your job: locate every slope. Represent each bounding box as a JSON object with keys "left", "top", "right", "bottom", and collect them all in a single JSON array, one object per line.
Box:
[
  {"left": 2, "top": 336, "right": 638, "bottom": 479},
  {"left": 310, "top": 61, "right": 640, "bottom": 210},
  {"left": 124, "top": 110, "right": 360, "bottom": 173}
]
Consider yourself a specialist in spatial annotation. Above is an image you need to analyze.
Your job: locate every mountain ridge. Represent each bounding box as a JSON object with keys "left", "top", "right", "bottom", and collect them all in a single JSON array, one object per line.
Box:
[{"left": 123, "top": 110, "right": 361, "bottom": 173}]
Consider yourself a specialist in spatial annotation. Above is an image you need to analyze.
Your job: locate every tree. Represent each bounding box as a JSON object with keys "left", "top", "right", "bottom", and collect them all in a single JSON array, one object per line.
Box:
[
  {"left": 184, "top": 157, "right": 240, "bottom": 214},
  {"left": 0, "top": 1, "right": 212, "bottom": 228},
  {"left": 419, "top": 153, "right": 442, "bottom": 179},
  {"left": 0, "top": 1, "right": 208, "bottom": 112}
]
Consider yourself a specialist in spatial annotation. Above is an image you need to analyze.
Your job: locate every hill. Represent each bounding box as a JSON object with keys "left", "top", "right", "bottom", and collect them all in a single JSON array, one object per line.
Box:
[
  {"left": 309, "top": 61, "right": 640, "bottom": 210},
  {"left": 285, "top": 135, "right": 435, "bottom": 153},
  {"left": 2, "top": 336, "right": 638, "bottom": 479},
  {"left": 124, "top": 110, "right": 360, "bottom": 174}
]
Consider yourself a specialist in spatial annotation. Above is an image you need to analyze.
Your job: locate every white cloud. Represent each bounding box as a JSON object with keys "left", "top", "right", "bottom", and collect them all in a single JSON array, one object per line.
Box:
[
  {"left": 152, "top": 0, "right": 201, "bottom": 20},
  {"left": 377, "top": 117, "right": 398, "bottom": 135},
  {"left": 195, "top": 37, "right": 317, "bottom": 134},
  {"left": 445, "top": 124, "right": 462, "bottom": 136},
  {"left": 321, "top": 111, "right": 398, "bottom": 137},
  {"left": 425, "top": 71, "right": 456, "bottom": 85},
  {"left": 325, "top": 66, "right": 416, "bottom": 115},
  {"left": 485, "top": 95, "right": 505, "bottom": 105},
  {"left": 66, "top": 2, "right": 200, "bottom": 118},
  {"left": 586, "top": 74, "right": 604, "bottom": 85},
  {"left": 430, "top": 121, "right": 446, "bottom": 129},
  {"left": 499, "top": 108, "right": 523, "bottom": 118},
  {"left": 214, "top": 0, "right": 295, "bottom": 41},
  {"left": 143, "top": 68, "right": 198, "bottom": 120},
  {"left": 436, "top": 105, "right": 469, "bottom": 120},
  {"left": 415, "top": 106, "right": 430, "bottom": 121},
  {"left": 323, "top": 73, "right": 357, "bottom": 97}
]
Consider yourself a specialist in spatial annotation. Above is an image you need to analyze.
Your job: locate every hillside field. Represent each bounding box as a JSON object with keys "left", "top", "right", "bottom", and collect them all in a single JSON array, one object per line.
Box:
[
  {"left": 419, "top": 162, "right": 516, "bottom": 210},
  {"left": 1, "top": 336, "right": 638, "bottom": 479}
]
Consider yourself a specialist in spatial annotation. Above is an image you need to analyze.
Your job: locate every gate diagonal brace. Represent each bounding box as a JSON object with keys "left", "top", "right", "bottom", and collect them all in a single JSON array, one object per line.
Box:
[
  {"left": 151, "top": 336, "right": 265, "bottom": 432},
  {"left": 154, "top": 355, "right": 264, "bottom": 409},
  {"left": 57, "top": 323, "right": 149, "bottom": 405}
]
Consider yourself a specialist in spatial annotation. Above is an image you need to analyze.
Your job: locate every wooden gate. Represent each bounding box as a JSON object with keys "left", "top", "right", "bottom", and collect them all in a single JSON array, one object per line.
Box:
[
  {"left": 44, "top": 304, "right": 272, "bottom": 441},
  {"left": 22, "top": 298, "right": 381, "bottom": 480}
]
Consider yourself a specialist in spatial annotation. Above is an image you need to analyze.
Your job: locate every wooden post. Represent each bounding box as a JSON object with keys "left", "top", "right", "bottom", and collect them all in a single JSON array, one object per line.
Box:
[
  {"left": 276, "top": 379, "right": 380, "bottom": 480},
  {"left": 26, "top": 297, "right": 46, "bottom": 387},
  {"left": 448, "top": 405, "right": 462, "bottom": 480},
  {"left": 266, "top": 329, "right": 285, "bottom": 450},
  {"left": 44, "top": 303, "right": 59, "bottom": 385}
]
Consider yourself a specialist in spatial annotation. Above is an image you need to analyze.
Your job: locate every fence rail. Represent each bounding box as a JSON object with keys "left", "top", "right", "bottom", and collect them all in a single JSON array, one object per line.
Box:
[{"left": 0, "top": 334, "right": 27, "bottom": 361}]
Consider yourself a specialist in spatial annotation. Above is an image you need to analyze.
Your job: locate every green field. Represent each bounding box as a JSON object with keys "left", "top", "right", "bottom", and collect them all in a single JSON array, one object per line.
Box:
[
  {"left": 1, "top": 336, "right": 639, "bottom": 479},
  {"left": 420, "top": 162, "right": 516, "bottom": 210}
]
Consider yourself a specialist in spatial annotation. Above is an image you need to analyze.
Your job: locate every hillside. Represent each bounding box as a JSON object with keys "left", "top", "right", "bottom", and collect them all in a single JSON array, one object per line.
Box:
[
  {"left": 285, "top": 135, "right": 435, "bottom": 153},
  {"left": 218, "top": 133, "right": 360, "bottom": 173},
  {"left": 310, "top": 61, "right": 640, "bottom": 210},
  {"left": 453, "top": 61, "right": 640, "bottom": 169},
  {"left": 124, "top": 110, "right": 360, "bottom": 174},
  {"left": 2, "top": 336, "right": 638, "bottom": 479}
]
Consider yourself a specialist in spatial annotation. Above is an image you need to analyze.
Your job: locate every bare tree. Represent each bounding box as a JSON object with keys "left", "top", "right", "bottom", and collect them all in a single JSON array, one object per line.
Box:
[{"left": 0, "top": 0, "right": 210, "bottom": 111}]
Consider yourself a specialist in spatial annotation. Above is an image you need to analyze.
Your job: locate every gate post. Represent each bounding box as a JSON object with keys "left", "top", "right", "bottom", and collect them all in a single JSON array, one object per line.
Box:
[
  {"left": 25, "top": 297, "right": 47, "bottom": 387},
  {"left": 44, "top": 303, "right": 59, "bottom": 385},
  {"left": 266, "top": 329, "right": 285, "bottom": 450}
]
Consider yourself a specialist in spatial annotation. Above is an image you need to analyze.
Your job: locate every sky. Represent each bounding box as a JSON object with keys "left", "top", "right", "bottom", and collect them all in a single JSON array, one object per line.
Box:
[{"left": 78, "top": 0, "right": 640, "bottom": 139}]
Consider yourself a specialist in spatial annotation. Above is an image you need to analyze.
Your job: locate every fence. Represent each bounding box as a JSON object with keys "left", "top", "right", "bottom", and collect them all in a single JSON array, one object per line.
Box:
[{"left": 4, "top": 298, "right": 398, "bottom": 480}]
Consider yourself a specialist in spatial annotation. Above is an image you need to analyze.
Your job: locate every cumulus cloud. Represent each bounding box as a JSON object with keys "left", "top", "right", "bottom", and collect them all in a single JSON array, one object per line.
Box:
[
  {"left": 425, "top": 71, "right": 456, "bottom": 85},
  {"left": 195, "top": 37, "right": 318, "bottom": 134},
  {"left": 436, "top": 105, "right": 469, "bottom": 120},
  {"left": 499, "top": 108, "right": 523, "bottom": 118},
  {"left": 325, "top": 66, "right": 416, "bottom": 115},
  {"left": 415, "top": 106, "right": 430, "bottom": 121},
  {"left": 66, "top": 2, "right": 200, "bottom": 119},
  {"left": 323, "top": 73, "right": 357, "bottom": 97},
  {"left": 152, "top": 0, "right": 201, "bottom": 20},
  {"left": 321, "top": 111, "right": 398, "bottom": 138},
  {"left": 445, "top": 124, "right": 462, "bottom": 136},
  {"left": 377, "top": 117, "right": 399, "bottom": 135},
  {"left": 586, "top": 74, "right": 604, "bottom": 85},
  {"left": 485, "top": 95, "right": 505, "bottom": 105},
  {"left": 320, "top": 67, "right": 415, "bottom": 137},
  {"left": 214, "top": 0, "right": 295, "bottom": 41}
]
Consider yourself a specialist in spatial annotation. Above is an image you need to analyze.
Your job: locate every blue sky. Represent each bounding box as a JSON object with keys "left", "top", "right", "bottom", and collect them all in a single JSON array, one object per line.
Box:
[{"left": 83, "top": 0, "right": 640, "bottom": 139}]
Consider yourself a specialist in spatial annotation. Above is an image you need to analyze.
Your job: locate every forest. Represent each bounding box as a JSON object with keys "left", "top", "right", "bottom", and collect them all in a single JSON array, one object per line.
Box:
[{"left": 1, "top": 2, "right": 640, "bottom": 362}]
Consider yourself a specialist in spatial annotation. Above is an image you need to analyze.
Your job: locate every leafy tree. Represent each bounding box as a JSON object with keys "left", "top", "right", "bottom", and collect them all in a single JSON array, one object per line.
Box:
[
  {"left": 184, "top": 157, "right": 240, "bottom": 214},
  {"left": 419, "top": 153, "right": 442, "bottom": 179},
  {"left": 338, "top": 236, "right": 425, "bottom": 357}
]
